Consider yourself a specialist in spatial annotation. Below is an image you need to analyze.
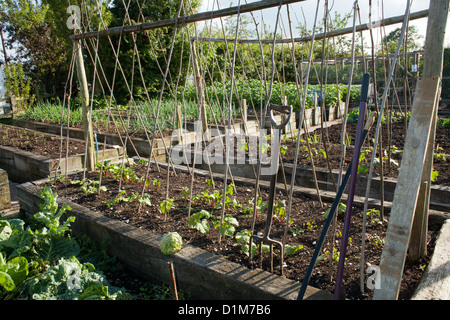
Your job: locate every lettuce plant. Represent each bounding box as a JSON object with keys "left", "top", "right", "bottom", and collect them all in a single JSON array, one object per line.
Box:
[{"left": 160, "top": 232, "right": 182, "bottom": 255}]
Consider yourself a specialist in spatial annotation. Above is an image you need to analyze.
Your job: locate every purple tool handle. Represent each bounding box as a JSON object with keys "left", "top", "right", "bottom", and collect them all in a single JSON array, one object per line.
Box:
[{"left": 334, "top": 73, "right": 370, "bottom": 299}]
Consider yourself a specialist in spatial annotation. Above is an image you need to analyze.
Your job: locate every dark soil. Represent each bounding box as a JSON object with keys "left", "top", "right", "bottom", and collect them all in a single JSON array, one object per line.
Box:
[
  {"left": 282, "top": 121, "right": 450, "bottom": 186},
  {"left": 79, "top": 118, "right": 173, "bottom": 140},
  {"left": 0, "top": 124, "right": 86, "bottom": 158},
  {"left": 47, "top": 162, "right": 442, "bottom": 300},
  {"left": 190, "top": 120, "right": 450, "bottom": 186}
]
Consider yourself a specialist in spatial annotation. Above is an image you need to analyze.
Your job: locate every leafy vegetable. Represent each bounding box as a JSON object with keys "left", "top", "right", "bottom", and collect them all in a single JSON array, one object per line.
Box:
[
  {"left": 160, "top": 232, "right": 183, "bottom": 255},
  {"left": 188, "top": 210, "right": 211, "bottom": 234},
  {"left": 215, "top": 215, "right": 239, "bottom": 238},
  {"left": 26, "top": 256, "right": 128, "bottom": 300},
  {"left": 0, "top": 187, "right": 130, "bottom": 300},
  {"left": 285, "top": 244, "right": 303, "bottom": 256},
  {"left": 33, "top": 186, "right": 75, "bottom": 237},
  {"left": 159, "top": 199, "right": 174, "bottom": 215},
  {"left": 0, "top": 253, "right": 29, "bottom": 292}
]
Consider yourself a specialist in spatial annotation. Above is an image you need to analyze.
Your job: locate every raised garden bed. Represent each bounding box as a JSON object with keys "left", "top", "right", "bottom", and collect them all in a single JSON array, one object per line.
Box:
[
  {"left": 12, "top": 119, "right": 197, "bottom": 162},
  {"left": 281, "top": 121, "right": 450, "bottom": 212},
  {"left": 0, "top": 124, "right": 125, "bottom": 182},
  {"left": 171, "top": 120, "right": 450, "bottom": 212},
  {"left": 0, "top": 168, "right": 11, "bottom": 211},
  {"left": 282, "top": 121, "right": 450, "bottom": 186},
  {"left": 15, "top": 159, "right": 444, "bottom": 300}
]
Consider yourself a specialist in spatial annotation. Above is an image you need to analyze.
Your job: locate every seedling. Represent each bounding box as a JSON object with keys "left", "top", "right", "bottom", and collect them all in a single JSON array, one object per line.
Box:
[
  {"left": 159, "top": 198, "right": 174, "bottom": 217},
  {"left": 434, "top": 144, "right": 446, "bottom": 161},
  {"left": 209, "top": 190, "right": 223, "bottom": 209},
  {"left": 318, "top": 248, "right": 342, "bottom": 263},
  {"left": 236, "top": 229, "right": 267, "bottom": 258},
  {"left": 322, "top": 202, "right": 346, "bottom": 219},
  {"left": 152, "top": 179, "right": 161, "bottom": 192},
  {"left": 188, "top": 210, "right": 211, "bottom": 234},
  {"left": 213, "top": 215, "right": 238, "bottom": 238},
  {"left": 305, "top": 221, "right": 317, "bottom": 232},
  {"left": 138, "top": 193, "right": 152, "bottom": 207},
  {"left": 105, "top": 190, "right": 151, "bottom": 208},
  {"left": 273, "top": 199, "right": 288, "bottom": 223},
  {"left": 367, "top": 208, "right": 383, "bottom": 225},
  {"left": 241, "top": 197, "right": 267, "bottom": 215},
  {"left": 79, "top": 179, "right": 106, "bottom": 194},
  {"left": 181, "top": 187, "right": 190, "bottom": 200},
  {"left": 238, "top": 139, "right": 249, "bottom": 152},
  {"left": 368, "top": 234, "right": 385, "bottom": 248},
  {"left": 290, "top": 227, "right": 305, "bottom": 236}
]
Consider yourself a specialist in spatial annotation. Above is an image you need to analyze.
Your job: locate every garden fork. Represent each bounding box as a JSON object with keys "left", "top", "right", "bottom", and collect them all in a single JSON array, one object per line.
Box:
[{"left": 250, "top": 103, "right": 292, "bottom": 275}]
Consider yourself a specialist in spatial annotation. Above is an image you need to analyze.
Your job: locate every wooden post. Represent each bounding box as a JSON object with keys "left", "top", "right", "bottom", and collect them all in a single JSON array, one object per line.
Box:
[
  {"left": 242, "top": 98, "right": 247, "bottom": 128},
  {"left": 408, "top": 0, "right": 448, "bottom": 262},
  {"left": 191, "top": 39, "right": 209, "bottom": 140},
  {"left": 373, "top": 1, "right": 448, "bottom": 300},
  {"left": 176, "top": 104, "right": 183, "bottom": 143},
  {"left": 373, "top": 76, "right": 440, "bottom": 300},
  {"left": 74, "top": 40, "right": 95, "bottom": 172}
]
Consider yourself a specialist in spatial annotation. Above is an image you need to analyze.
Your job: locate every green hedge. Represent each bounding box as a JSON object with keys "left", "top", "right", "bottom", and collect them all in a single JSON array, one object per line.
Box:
[{"left": 179, "top": 80, "right": 361, "bottom": 113}]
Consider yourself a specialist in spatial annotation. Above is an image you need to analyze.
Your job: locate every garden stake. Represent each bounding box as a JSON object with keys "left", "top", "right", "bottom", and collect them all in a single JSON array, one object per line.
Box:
[
  {"left": 297, "top": 110, "right": 375, "bottom": 300},
  {"left": 334, "top": 73, "right": 371, "bottom": 300},
  {"left": 250, "top": 103, "right": 292, "bottom": 275},
  {"left": 167, "top": 261, "right": 178, "bottom": 300}
]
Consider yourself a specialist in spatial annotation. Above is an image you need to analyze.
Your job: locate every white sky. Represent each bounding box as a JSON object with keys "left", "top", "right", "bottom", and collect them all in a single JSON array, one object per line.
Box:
[{"left": 199, "top": 0, "right": 450, "bottom": 48}]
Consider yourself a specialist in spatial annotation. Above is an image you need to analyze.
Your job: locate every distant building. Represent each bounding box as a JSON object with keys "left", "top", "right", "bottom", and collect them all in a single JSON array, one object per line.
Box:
[
  {"left": 0, "top": 66, "right": 12, "bottom": 117},
  {"left": 0, "top": 66, "right": 6, "bottom": 98}
]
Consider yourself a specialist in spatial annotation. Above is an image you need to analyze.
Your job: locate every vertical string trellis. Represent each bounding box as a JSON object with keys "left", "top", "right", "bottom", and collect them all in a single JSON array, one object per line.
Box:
[{"left": 218, "top": 0, "right": 242, "bottom": 244}]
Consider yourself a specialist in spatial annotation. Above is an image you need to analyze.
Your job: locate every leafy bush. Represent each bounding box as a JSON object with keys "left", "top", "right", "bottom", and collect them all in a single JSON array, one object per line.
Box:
[
  {"left": 2, "top": 62, "right": 35, "bottom": 114},
  {"left": 179, "top": 80, "right": 361, "bottom": 113}
]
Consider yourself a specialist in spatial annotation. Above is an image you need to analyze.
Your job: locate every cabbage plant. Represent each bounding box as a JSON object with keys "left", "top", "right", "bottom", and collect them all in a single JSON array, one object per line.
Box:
[{"left": 160, "top": 232, "right": 183, "bottom": 255}]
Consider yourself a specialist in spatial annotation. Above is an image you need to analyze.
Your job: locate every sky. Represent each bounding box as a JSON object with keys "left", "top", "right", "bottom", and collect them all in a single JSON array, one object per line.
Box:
[{"left": 199, "top": 0, "right": 450, "bottom": 48}]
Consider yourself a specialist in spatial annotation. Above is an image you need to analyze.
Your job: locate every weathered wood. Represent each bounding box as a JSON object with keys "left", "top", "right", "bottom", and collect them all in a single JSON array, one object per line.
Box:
[
  {"left": 409, "top": 0, "right": 449, "bottom": 262},
  {"left": 190, "top": 39, "right": 209, "bottom": 139},
  {"left": 0, "top": 169, "right": 11, "bottom": 211},
  {"left": 12, "top": 119, "right": 196, "bottom": 161},
  {"left": 71, "top": 0, "right": 307, "bottom": 40},
  {"left": 373, "top": 76, "right": 440, "bottom": 300},
  {"left": 74, "top": 40, "right": 95, "bottom": 172},
  {"left": 191, "top": 10, "right": 428, "bottom": 44},
  {"left": 409, "top": 181, "right": 428, "bottom": 262},
  {"left": 0, "top": 143, "right": 124, "bottom": 183},
  {"left": 242, "top": 99, "right": 248, "bottom": 130}
]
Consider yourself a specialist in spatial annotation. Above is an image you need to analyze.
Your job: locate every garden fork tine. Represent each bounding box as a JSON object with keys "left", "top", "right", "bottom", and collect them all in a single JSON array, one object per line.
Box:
[{"left": 250, "top": 103, "right": 292, "bottom": 275}]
